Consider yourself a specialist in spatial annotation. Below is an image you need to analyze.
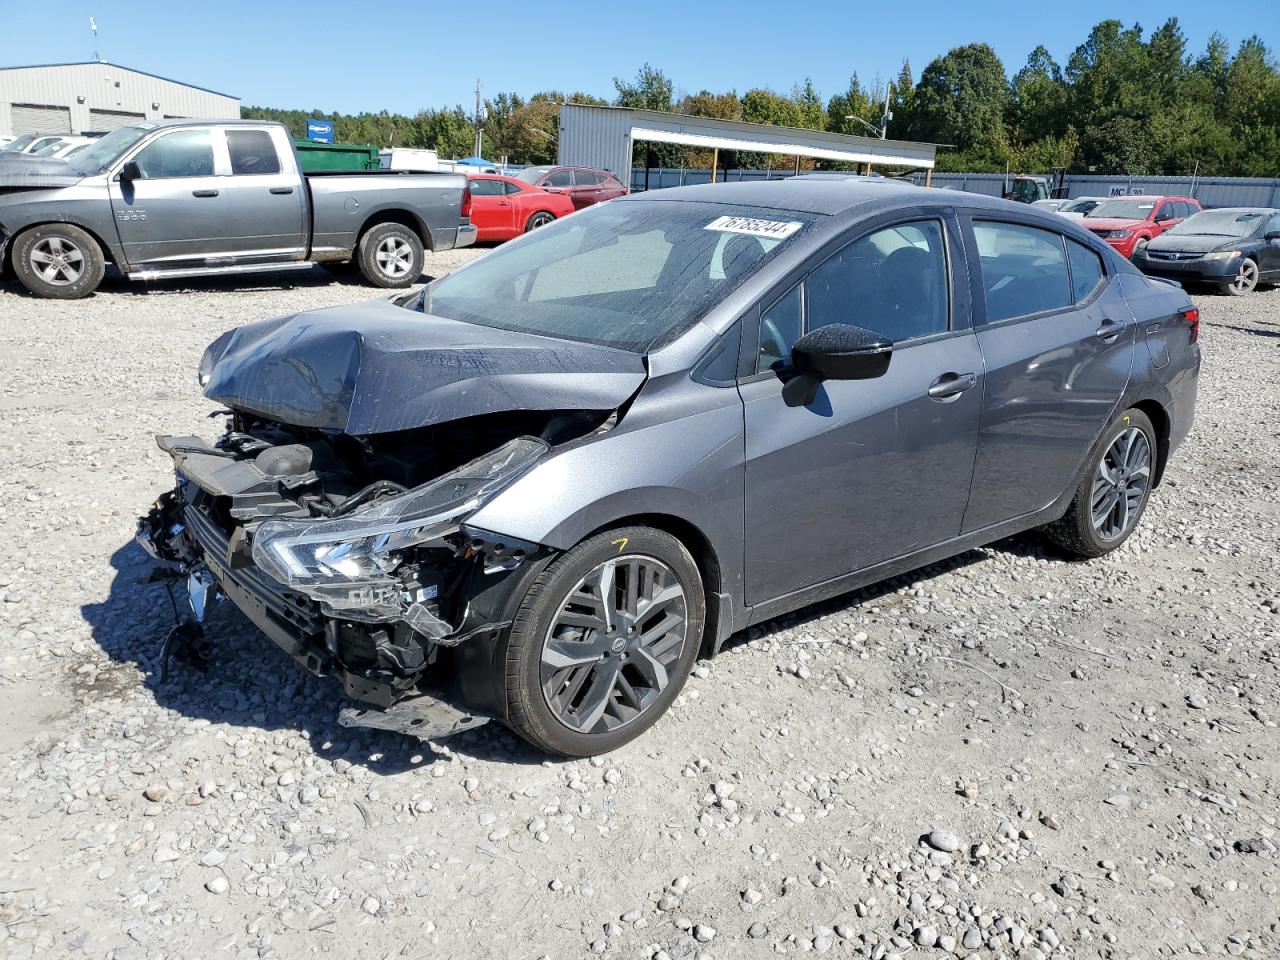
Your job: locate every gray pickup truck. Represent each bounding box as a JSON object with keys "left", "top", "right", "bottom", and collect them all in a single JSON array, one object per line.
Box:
[{"left": 0, "top": 119, "right": 475, "bottom": 298}]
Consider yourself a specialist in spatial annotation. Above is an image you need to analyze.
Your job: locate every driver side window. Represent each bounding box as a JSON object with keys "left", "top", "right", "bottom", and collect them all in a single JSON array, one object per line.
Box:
[
  {"left": 754, "top": 219, "right": 950, "bottom": 373},
  {"left": 131, "top": 130, "right": 215, "bottom": 179}
]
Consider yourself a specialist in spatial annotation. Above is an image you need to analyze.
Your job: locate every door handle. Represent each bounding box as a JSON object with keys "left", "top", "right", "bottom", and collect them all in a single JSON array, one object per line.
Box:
[
  {"left": 1095, "top": 319, "right": 1122, "bottom": 343},
  {"left": 269, "top": 186, "right": 294, "bottom": 195},
  {"left": 927, "top": 372, "right": 977, "bottom": 400},
  {"left": 192, "top": 189, "right": 219, "bottom": 198}
]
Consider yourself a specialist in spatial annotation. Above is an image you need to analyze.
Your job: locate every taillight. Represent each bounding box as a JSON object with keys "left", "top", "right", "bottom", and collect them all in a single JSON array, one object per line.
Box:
[
  {"left": 460, "top": 186, "right": 472, "bottom": 220},
  {"left": 1180, "top": 306, "right": 1200, "bottom": 343}
]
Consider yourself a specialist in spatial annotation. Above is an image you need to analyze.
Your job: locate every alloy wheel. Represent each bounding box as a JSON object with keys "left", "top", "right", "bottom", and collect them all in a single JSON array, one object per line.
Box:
[
  {"left": 1090, "top": 426, "right": 1152, "bottom": 541},
  {"left": 1230, "top": 259, "right": 1258, "bottom": 295},
  {"left": 29, "top": 236, "right": 85, "bottom": 286},
  {"left": 527, "top": 212, "right": 554, "bottom": 231},
  {"left": 374, "top": 236, "right": 414, "bottom": 279},
  {"left": 540, "top": 555, "right": 688, "bottom": 734}
]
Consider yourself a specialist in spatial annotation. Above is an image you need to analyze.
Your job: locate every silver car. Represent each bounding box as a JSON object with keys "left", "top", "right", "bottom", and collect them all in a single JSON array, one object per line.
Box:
[{"left": 139, "top": 178, "right": 1200, "bottom": 756}]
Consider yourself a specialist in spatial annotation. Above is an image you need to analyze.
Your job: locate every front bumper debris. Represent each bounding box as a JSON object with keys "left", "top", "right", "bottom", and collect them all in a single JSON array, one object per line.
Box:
[
  {"left": 136, "top": 430, "right": 548, "bottom": 739},
  {"left": 338, "top": 693, "right": 490, "bottom": 738}
]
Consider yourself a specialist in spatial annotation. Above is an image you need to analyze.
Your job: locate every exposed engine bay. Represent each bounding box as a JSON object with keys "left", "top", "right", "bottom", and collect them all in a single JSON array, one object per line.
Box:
[{"left": 138, "top": 406, "right": 613, "bottom": 738}]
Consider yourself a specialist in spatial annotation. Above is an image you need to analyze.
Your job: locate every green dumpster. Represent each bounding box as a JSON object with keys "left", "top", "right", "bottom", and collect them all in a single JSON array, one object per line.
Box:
[{"left": 292, "top": 139, "right": 380, "bottom": 172}]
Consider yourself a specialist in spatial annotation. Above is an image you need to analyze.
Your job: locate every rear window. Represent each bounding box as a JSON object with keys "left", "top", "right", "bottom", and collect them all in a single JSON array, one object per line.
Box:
[
  {"left": 973, "top": 221, "right": 1072, "bottom": 323},
  {"left": 227, "top": 130, "right": 281, "bottom": 175}
]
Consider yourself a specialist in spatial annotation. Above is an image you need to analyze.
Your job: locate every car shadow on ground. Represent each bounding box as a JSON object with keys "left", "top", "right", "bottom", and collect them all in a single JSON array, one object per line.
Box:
[
  {"left": 1203, "top": 320, "right": 1280, "bottom": 338},
  {"left": 86, "top": 528, "right": 1069, "bottom": 774},
  {"left": 82, "top": 538, "right": 550, "bottom": 775},
  {"left": 0, "top": 265, "right": 417, "bottom": 299}
]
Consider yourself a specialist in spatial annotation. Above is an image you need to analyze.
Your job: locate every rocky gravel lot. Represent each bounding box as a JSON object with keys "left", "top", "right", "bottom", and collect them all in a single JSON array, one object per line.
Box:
[{"left": 0, "top": 259, "right": 1277, "bottom": 960}]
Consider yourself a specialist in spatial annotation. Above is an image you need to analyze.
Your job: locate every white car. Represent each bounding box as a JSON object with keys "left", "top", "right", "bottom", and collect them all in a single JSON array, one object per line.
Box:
[
  {"left": 28, "top": 136, "right": 95, "bottom": 159},
  {"left": 1057, "top": 197, "right": 1107, "bottom": 221},
  {"left": 1031, "top": 198, "right": 1070, "bottom": 212}
]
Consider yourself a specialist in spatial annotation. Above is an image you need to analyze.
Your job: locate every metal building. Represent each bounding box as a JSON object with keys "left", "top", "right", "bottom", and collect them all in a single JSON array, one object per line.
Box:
[
  {"left": 558, "top": 103, "right": 938, "bottom": 184},
  {"left": 0, "top": 61, "right": 239, "bottom": 137}
]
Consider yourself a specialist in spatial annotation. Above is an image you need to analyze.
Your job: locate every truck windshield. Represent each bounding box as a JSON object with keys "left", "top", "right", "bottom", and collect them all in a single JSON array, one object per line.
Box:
[
  {"left": 404, "top": 199, "right": 816, "bottom": 352},
  {"left": 64, "top": 125, "right": 153, "bottom": 174}
]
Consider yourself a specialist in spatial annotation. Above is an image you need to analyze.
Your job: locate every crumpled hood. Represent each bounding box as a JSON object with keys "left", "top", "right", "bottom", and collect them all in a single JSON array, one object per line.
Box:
[
  {"left": 1146, "top": 233, "right": 1245, "bottom": 254},
  {"left": 201, "top": 299, "right": 648, "bottom": 435}
]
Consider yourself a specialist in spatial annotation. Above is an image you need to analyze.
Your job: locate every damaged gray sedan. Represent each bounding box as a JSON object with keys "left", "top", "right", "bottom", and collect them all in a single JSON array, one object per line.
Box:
[{"left": 139, "top": 178, "right": 1199, "bottom": 756}]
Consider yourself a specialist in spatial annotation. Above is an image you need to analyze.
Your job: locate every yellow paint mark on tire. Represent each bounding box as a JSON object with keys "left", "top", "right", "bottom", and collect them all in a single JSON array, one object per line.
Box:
[{"left": 611, "top": 537, "right": 629, "bottom": 553}]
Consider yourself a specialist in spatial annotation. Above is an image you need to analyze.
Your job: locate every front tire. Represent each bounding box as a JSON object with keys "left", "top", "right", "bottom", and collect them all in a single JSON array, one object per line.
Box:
[
  {"left": 356, "top": 222, "right": 424, "bottom": 288},
  {"left": 1222, "top": 257, "right": 1258, "bottom": 296},
  {"left": 12, "top": 224, "right": 105, "bottom": 299},
  {"left": 503, "top": 526, "right": 705, "bottom": 756},
  {"left": 1043, "top": 408, "right": 1157, "bottom": 558}
]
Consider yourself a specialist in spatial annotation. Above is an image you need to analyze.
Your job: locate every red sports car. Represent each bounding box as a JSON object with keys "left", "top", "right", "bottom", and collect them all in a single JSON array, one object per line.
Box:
[
  {"left": 513, "top": 165, "right": 628, "bottom": 210},
  {"left": 467, "top": 174, "right": 576, "bottom": 242}
]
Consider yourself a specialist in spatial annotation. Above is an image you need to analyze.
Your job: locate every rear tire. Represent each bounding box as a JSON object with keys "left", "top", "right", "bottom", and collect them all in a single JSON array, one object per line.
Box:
[
  {"left": 524, "top": 211, "right": 556, "bottom": 232},
  {"left": 503, "top": 526, "right": 705, "bottom": 757},
  {"left": 1043, "top": 408, "right": 1157, "bottom": 558},
  {"left": 356, "top": 222, "right": 423, "bottom": 288},
  {"left": 12, "top": 224, "right": 105, "bottom": 299}
]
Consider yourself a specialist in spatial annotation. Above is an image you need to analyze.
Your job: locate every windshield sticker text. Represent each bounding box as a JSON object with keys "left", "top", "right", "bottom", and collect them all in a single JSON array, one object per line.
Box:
[{"left": 704, "top": 216, "right": 803, "bottom": 240}]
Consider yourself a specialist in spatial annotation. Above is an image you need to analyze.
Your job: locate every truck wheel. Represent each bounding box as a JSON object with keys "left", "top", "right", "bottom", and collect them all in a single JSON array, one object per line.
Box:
[
  {"left": 524, "top": 211, "right": 556, "bottom": 232},
  {"left": 503, "top": 526, "right": 705, "bottom": 757},
  {"left": 357, "top": 222, "right": 423, "bottom": 288},
  {"left": 12, "top": 224, "right": 105, "bottom": 299},
  {"left": 1042, "top": 408, "right": 1157, "bottom": 558}
]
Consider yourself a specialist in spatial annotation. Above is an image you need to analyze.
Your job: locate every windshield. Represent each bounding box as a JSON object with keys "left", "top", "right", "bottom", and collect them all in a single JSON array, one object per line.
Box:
[
  {"left": 31, "top": 139, "right": 68, "bottom": 157},
  {"left": 1062, "top": 198, "right": 1100, "bottom": 214},
  {"left": 1166, "top": 210, "right": 1266, "bottom": 238},
  {"left": 64, "top": 125, "right": 152, "bottom": 174},
  {"left": 2, "top": 133, "right": 41, "bottom": 152},
  {"left": 1088, "top": 199, "right": 1155, "bottom": 220},
  {"left": 515, "top": 166, "right": 554, "bottom": 184},
  {"left": 403, "top": 200, "right": 816, "bottom": 352}
]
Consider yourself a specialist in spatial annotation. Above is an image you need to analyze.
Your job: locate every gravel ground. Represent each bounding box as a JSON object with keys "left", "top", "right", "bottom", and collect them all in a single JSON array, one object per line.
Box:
[{"left": 0, "top": 259, "right": 1277, "bottom": 960}]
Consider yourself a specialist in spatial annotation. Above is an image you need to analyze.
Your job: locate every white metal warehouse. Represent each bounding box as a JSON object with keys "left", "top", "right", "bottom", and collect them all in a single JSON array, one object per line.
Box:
[
  {"left": 0, "top": 62, "right": 239, "bottom": 137},
  {"left": 558, "top": 103, "right": 939, "bottom": 185}
]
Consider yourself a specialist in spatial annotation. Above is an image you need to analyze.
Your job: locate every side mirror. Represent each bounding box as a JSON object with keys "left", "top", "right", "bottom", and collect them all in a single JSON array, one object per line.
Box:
[
  {"left": 118, "top": 160, "right": 142, "bottom": 182},
  {"left": 791, "top": 324, "right": 893, "bottom": 381},
  {"left": 1265, "top": 231, "right": 1280, "bottom": 242}
]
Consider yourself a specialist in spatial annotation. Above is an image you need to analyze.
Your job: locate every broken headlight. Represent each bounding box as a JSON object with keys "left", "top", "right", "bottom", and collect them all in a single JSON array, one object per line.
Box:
[{"left": 251, "top": 437, "right": 547, "bottom": 631}]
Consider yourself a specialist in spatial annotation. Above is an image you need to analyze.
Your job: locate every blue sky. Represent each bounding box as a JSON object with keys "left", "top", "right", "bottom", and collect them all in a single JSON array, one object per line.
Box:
[{"left": 1, "top": 0, "right": 1275, "bottom": 114}]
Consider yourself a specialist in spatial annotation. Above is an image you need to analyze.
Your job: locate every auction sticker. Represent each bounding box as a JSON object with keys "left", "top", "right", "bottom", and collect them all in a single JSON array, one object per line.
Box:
[{"left": 704, "top": 215, "right": 803, "bottom": 240}]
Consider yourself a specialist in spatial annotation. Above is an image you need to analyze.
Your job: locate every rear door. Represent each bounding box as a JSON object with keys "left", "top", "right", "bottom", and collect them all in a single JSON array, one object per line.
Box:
[
  {"left": 569, "top": 170, "right": 603, "bottom": 209},
  {"left": 742, "top": 212, "right": 984, "bottom": 603},
  {"left": 959, "top": 216, "right": 1134, "bottom": 532},
  {"left": 107, "top": 126, "right": 232, "bottom": 269},
  {"left": 1260, "top": 213, "right": 1280, "bottom": 277},
  {"left": 217, "top": 126, "right": 306, "bottom": 261}
]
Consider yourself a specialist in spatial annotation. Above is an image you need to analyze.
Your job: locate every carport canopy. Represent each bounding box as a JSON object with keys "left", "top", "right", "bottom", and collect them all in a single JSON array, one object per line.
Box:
[{"left": 558, "top": 103, "right": 938, "bottom": 181}]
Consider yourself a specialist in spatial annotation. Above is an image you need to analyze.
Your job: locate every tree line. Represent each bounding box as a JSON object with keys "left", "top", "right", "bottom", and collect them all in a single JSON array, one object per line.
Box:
[{"left": 242, "top": 18, "right": 1280, "bottom": 177}]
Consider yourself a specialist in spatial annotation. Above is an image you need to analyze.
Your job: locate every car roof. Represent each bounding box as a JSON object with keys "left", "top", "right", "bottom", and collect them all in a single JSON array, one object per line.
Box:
[
  {"left": 1190, "top": 206, "right": 1276, "bottom": 215},
  {"left": 617, "top": 177, "right": 1022, "bottom": 217}
]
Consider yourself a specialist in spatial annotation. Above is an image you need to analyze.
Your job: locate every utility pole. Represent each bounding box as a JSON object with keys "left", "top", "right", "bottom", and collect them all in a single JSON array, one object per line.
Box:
[
  {"left": 473, "top": 79, "right": 484, "bottom": 158},
  {"left": 880, "top": 81, "right": 893, "bottom": 139}
]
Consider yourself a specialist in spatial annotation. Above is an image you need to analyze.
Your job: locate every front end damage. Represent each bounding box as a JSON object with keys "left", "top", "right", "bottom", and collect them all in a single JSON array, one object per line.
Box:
[{"left": 136, "top": 409, "right": 602, "bottom": 739}]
